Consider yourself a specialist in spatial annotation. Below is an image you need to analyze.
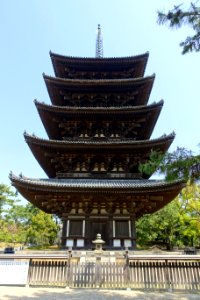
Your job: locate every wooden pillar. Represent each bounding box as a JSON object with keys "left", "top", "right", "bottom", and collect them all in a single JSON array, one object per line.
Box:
[
  {"left": 130, "top": 214, "right": 136, "bottom": 249},
  {"left": 61, "top": 218, "right": 67, "bottom": 248},
  {"left": 84, "top": 215, "right": 90, "bottom": 248},
  {"left": 108, "top": 215, "right": 113, "bottom": 248}
]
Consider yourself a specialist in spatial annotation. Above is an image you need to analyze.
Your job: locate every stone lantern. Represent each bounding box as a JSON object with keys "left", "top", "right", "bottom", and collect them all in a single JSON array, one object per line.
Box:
[{"left": 92, "top": 233, "right": 105, "bottom": 252}]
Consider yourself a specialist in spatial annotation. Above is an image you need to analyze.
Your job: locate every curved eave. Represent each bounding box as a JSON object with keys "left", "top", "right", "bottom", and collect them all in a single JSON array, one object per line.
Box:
[
  {"left": 10, "top": 175, "right": 185, "bottom": 193},
  {"left": 50, "top": 51, "right": 149, "bottom": 64},
  {"left": 43, "top": 73, "right": 155, "bottom": 88},
  {"left": 34, "top": 99, "right": 163, "bottom": 115},
  {"left": 10, "top": 174, "right": 185, "bottom": 217},
  {"left": 24, "top": 132, "right": 174, "bottom": 178},
  {"left": 50, "top": 51, "right": 149, "bottom": 78},
  {"left": 35, "top": 99, "right": 163, "bottom": 140},
  {"left": 50, "top": 52, "right": 149, "bottom": 78},
  {"left": 43, "top": 74, "right": 155, "bottom": 106},
  {"left": 24, "top": 132, "right": 174, "bottom": 149}
]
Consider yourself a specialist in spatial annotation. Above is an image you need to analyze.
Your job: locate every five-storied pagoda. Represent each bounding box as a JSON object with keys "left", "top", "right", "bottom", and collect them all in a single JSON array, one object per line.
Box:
[{"left": 10, "top": 25, "right": 185, "bottom": 249}]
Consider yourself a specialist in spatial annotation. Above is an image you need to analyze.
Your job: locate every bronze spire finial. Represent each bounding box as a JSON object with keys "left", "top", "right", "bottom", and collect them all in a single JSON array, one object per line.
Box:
[{"left": 96, "top": 24, "right": 103, "bottom": 58}]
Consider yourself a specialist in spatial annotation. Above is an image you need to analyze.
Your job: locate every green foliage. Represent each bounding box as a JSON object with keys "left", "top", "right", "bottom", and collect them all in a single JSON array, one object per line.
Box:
[
  {"left": 137, "top": 199, "right": 181, "bottom": 250},
  {"left": 139, "top": 147, "right": 200, "bottom": 182},
  {"left": 137, "top": 183, "right": 200, "bottom": 249},
  {"left": 157, "top": 2, "right": 200, "bottom": 54},
  {"left": 139, "top": 150, "right": 164, "bottom": 177},
  {"left": 178, "top": 184, "right": 200, "bottom": 246},
  {"left": 0, "top": 183, "right": 18, "bottom": 217},
  {"left": 160, "top": 147, "right": 200, "bottom": 182},
  {"left": 26, "top": 209, "right": 59, "bottom": 246},
  {"left": 0, "top": 184, "right": 59, "bottom": 246}
]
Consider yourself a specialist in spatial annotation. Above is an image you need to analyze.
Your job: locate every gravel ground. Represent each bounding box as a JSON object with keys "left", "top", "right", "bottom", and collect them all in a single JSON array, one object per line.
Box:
[{"left": 0, "top": 287, "right": 199, "bottom": 300}]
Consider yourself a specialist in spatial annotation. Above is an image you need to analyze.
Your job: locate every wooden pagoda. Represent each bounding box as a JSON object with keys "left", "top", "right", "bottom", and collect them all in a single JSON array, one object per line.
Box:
[{"left": 10, "top": 49, "right": 185, "bottom": 249}]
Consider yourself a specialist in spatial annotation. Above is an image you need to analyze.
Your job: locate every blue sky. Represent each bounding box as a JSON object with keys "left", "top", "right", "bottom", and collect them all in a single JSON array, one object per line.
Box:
[{"left": 1, "top": 0, "right": 200, "bottom": 189}]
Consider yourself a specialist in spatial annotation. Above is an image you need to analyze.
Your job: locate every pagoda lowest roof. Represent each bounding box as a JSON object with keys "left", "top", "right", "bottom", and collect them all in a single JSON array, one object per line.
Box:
[
  {"left": 10, "top": 173, "right": 185, "bottom": 218},
  {"left": 10, "top": 175, "right": 184, "bottom": 192}
]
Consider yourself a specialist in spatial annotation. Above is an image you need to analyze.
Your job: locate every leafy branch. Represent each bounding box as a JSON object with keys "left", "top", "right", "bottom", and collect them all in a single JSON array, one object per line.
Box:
[
  {"left": 139, "top": 147, "right": 200, "bottom": 182},
  {"left": 157, "top": 2, "right": 200, "bottom": 54}
]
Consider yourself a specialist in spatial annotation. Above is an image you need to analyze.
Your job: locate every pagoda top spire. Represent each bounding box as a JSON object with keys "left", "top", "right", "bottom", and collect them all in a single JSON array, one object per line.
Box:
[{"left": 96, "top": 24, "right": 103, "bottom": 58}]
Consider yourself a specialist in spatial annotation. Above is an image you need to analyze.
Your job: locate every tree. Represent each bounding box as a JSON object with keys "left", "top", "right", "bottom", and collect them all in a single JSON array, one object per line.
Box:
[
  {"left": 0, "top": 183, "right": 17, "bottom": 217},
  {"left": 26, "top": 208, "right": 59, "bottom": 246},
  {"left": 137, "top": 183, "right": 200, "bottom": 249},
  {"left": 0, "top": 184, "right": 59, "bottom": 246},
  {"left": 157, "top": 2, "right": 200, "bottom": 54},
  {"left": 139, "top": 147, "right": 200, "bottom": 182},
  {"left": 0, "top": 184, "right": 27, "bottom": 244},
  {"left": 136, "top": 199, "right": 181, "bottom": 250},
  {"left": 137, "top": 146, "right": 200, "bottom": 249},
  {"left": 178, "top": 184, "right": 200, "bottom": 246}
]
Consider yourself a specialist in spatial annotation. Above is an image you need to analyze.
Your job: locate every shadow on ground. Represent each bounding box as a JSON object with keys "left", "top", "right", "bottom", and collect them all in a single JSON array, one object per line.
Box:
[{"left": 0, "top": 287, "right": 200, "bottom": 300}]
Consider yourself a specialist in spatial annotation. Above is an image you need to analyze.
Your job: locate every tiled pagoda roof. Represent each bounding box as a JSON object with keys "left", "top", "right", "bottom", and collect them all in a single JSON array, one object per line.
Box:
[
  {"left": 24, "top": 132, "right": 174, "bottom": 178},
  {"left": 43, "top": 74, "right": 155, "bottom": 106},
  {"left": 50, "top": 51, "right": 149, "bottom": 65},
  {"left": 34, "top": 99, "right": 163, "bottom": 140},
  {"left": 10, "top": 173, "right": 185, "bottom": 218},
  {"left": 10, "top": 174, "right": 184, "bottom": 192},
  {"left": 24, "top": 132, "right": 174, "bottom": 149},
  {"left": 50, "top": 51, "right": 149, "bottom": 78},
  {"left": 34, "top": 99, "right": 163, "bottom": 115}
]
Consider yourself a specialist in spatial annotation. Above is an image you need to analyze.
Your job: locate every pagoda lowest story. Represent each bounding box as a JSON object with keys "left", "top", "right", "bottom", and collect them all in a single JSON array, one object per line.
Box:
[{"left": 10, "top": 27, "right": 185, "bottom": 250}]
